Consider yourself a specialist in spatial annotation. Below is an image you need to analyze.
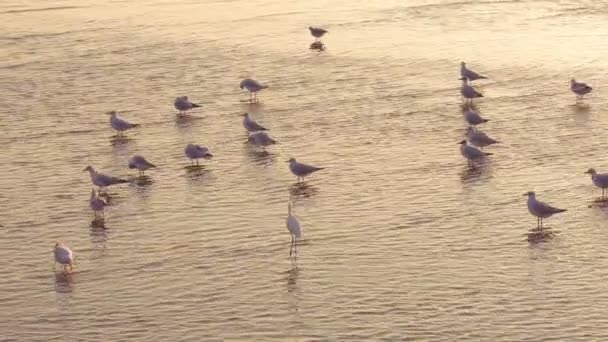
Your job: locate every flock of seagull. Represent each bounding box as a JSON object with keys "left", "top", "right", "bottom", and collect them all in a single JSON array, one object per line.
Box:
[
  {"left": 52, "top": 26, "right": 601, "bottom": 271},
  {"left": 456, "top": 62, "right": 603, "bottom": 237},
  {"left": 53, "top": 27, "right": 331, "bottom": 273}
]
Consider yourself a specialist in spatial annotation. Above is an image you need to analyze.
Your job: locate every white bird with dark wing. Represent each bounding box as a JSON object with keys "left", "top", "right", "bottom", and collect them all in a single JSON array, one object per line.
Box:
[
  {"left": 461, "top": 80, "right": 484, "bottom": 104},
  {"left": 286, "top": 201, "right": 303, "bottom": 257},
  {"left": 54, "top": 243, "right": 74, "bottom": 273},
  {"left": 464, "top": 109, "right": 489, "bottom": 128},
  {"left": 89, "top": 188, "right": 107, "bottom": 218},
  {"left": 465, "top": 127, "right": 499, "bottom": 149},
  {"left": 128, "top": 155, "right": 156, "bottom": 176},
  {"left": 108, "top": 111, "right": 139, "bottom": 137},
  {"left": 185, "top": 144, "right": 213, "bottom": 166},
  {"left": 570, "top": 79, "right": 592, "bottom": 101},
  {"left": 83, "top": 165, "right": 129, "bottom": 190},
  {"left": 458, "top": 140, "right": 492, "bottom": 166},
  {"left": 288, "top": 158, "right": 325, "bottom": 182},
  {"left": 242, "top": 113, "right": 268, "bottom": 132},
  {"left": 309, "top": 26, "right": 328, "bottom": 41},
  {"left": 584, "top": 168, "right": 608, "bottom": 200},
  {"left": 460, "top": 62, "right": 487, "bottom": 83},
  {"left": 524, "top": 191, "right": 566, "bottom": 229},
  {"left": 248, "top": 131, "right": 277, "bottom": 147},
  {"left": 174, "top": 96, "right": 202, "bottom": 115},
  {"left": 240, "top": 78, "right": 268, "bottom": 103}
]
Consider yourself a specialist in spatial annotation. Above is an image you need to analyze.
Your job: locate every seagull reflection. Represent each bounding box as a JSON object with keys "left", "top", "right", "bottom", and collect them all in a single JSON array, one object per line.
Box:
[
  {"left": 310, "top": 41, "right": 326, "bottom": 51},
  {"left": 90, "top": 217, "right": 106, "bottom": 229},
  {"left": 133, "top": 175, "right": 154, "bottom": 186},
  {"left": 110, "top": 136, "right": 133, "bottom": 147},
  {"left": 527, "top": 227, "right": 556, "bottom": 244},
  {"left": 246, "top": 148, "right": 275, "bottom": 166},
  {"left": 459, "top": 164, "right": 491, "bottom": 182},
  {"left": 289, "top": 182, "right": 318, "bottom": 198},
  {"left": 54, "top": 271, "right": 75, "bottom": 293},
  {"left": 185, "top": 165, "right": 210, "bottom": 182},
  {"left": 286, "top": 265, "right": 300, "bottom": 293}
]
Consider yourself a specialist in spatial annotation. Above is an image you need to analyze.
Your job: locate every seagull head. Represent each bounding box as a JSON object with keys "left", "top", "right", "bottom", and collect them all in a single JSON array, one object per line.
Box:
[
  {"left": 585, "top": 168, "right": 597, "bottom": 175},
  {"left": 458, "top": 140, "right": 467, "bottom": 145},
  {"left": 461, "top": 61, "right": 466, "bottom": 67},
  {"left": 287, "top": 157, "right": 296, "bottom": 163},
  {"left": 571, "top": 78, "right": 576, "bottom": 84},
  {"left": 106, "top": 111, "right": 118, "bottom": 116},
  {"left": 242, "top": 112, "right": 249, "bottom": 117},
  {"left": 523, "top": 191, "right": 536, "bottom": 197},
  {"left": 82, "top": 165, "right": 94, "bottom": 172}
]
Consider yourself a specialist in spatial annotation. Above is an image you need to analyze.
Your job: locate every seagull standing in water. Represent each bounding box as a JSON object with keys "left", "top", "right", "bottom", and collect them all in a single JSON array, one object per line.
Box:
[
  {"left": 458, "top": 140, "right": 492, "bottom": 167},
  {"left": 465, "top": 127, "right": 499, "bottom": 149},
  {"left": 54, "top": 243, "right": 74, "bottom": 273},
  {"left": 286, "top": 201, "right": 302, "bottom": 257},
  {"left": 108, "top": 111, "right": 139, "bottom": 137},
  {"left": 288, "top": 158, "right": 325, "bottom": 182},
  {"left": 464, "top": 109, "right": 489, "bottom": 128},
  {"left": 460, "top": 62, "right": 487, "bottom": 83},
  {"left": 83, "top": 165, "right": 129, "bottom": 190},
  {"left": 128, "top": 155, "right": 156, "bottom": 176},
  {"left": 240, "top": 78, "right": 268, "bottom": 103},
  {"left": 184, "top": 144, "right": 213, "bottom": 166},
  {"left": 309, "top": 26, "right": 328, "bottom": 41},
  {"left": 461, "top": 80, "right": 484, "bottom": 104},
  {"left": 89, "top": 188, "right": 107, "bottom": 219},
  {"left": 570, "top": 79, "right": 592, "bottom": 101},
  {"left": 248, "top": 131, "right": 277, "bottom": 147},
  {"left": 584, "top": 168, "right": 608, "bottom": 200},
  {"left": 524, "top": 191, "right": 567, "bottom": 229},
  {"left": 174, "top": 96, "right": 202, "bottom": 116},
  {"left": 242, "top": 113, "right": 268, "bottom": 132}
]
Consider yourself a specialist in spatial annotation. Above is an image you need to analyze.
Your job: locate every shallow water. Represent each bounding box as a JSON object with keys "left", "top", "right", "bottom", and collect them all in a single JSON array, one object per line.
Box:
[{"left": 3, "top": 0, "right": 608, "bottom": 340}]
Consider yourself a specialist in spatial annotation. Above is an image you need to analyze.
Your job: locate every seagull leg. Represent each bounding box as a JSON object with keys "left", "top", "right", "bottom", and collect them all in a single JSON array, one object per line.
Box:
[{"left": 289, "top": 235, "right": 294, "bottom": 257}]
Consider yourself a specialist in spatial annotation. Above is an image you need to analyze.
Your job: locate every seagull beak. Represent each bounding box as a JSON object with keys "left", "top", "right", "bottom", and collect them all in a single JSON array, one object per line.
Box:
[{"left": 522, "top": 193, "right": 528, "bottom": 196}]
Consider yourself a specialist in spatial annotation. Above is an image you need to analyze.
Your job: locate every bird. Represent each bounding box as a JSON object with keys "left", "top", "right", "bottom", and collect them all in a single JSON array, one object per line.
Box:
[
  {"left": 242, "top": 113, "right": 268, "bottom": 132},
  {"left": 248, "top": 131, "right": 277, "bottom": 147},
  {"left": 185, "top": 144, "right": 213, "bottom": 166},
  {"left": 460, "top": 62, "right": 487, "bottom": 83},
  {"left": 570, "top": 79, "right": 592, "bottom": 101},
  {"left": 83, "top": 165, "right": 129, "bottom": 190},
  {"left": 286, "top": 201, "right": 303, "bottom": 257},
  {"left": 465, "top": 127, "right": 499, "bottom": 149},
  {"left": 54, "top": 243, "right": 74, "bottom": 273},
  {"left": 288, "top": 158, "right": 325, "bottom": 182},
  {"left": 108, "top": 111, "right": 139, "bottom": 137},
  {"left": 584, "top": 168, "right": 608, "bottom": 201},
  {"left": 464, "top": 109, "right": 489, "bottom": 128},
  {"left": 309, "top": 26, "right": 328, "bottom": 41},
  {"left": 240, "top": 78, "right": 268, "bottom": 103},
  {"left": 89, "top": 188, "right": 107, "bottom": 219},
  {"left": 460, "top": 80, "right": 483, "bottom": 104},
  {"left": 128, "top": 155, "right": 156, "bottom": 176},
  {"left": 524, "top": 191, "right": 567, "bottom": 229},
  {"left": 174, "top": 96, "right": 201, "bottom": 116},
  {"left": 458, "top": 140, "right": 492, "bottom": 167}
]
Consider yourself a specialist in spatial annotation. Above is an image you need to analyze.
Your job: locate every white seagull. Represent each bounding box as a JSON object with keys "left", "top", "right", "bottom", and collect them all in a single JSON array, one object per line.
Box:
[
  {"left": 458, "top": 140, "right": 492, "bottom": 166},
  {"left": 465, "top": 126, "right": 499, "bottom": 149},
  {"left": 288, "top": 158, "right": 325, "bottom": 182},
  {"left": 83, "top": 165, "right": 128, "bottom": 190},
  {"left": 128, "top": 155, "right": 156, "bottom": 176},
  {"left": 286, "top": 201, "right": 303, "bottom": 257},
  {"left": 89, "top": 188, "right": 107, "bottom": 219},
  {"left": 174, "top": 96, "right": 202, "bottom": 115},
  {"left": 524, "top": 191, "right": 567, "bottom": 229},
  {"left": 464, "top": 109, "right": 489, "bottom": 128},
  {"left": 570, "top": 79, "right": 592, "bottom": 101},
  {"left": 460, "top": 62, "right": 487, "bottom": 83},
  {"left": 584, "top": 168, "right": 608, "bottom": 200},
  {"left": 309, "top": 26, "right": 328, "bottom": 41},
  {"left": 461, "top": 80, "right": 484, "bottom": 104},
  {"left": 108, "top": 111, "right": 139, "bottom": 137},
  {"left": 240, "top": 78, "right": 268, "bottom": 103},
  {"left": 248, "top": 131, "right": 277, "bottom": 147},
  {"left": 54, "top": 243, "right": 74, "bottom": 273},
  {"left": 185, "top": 144, "right": 213, "bottom": 166},
  {"left": 242, "top": 113, "right": 268, "bottom": 132}
]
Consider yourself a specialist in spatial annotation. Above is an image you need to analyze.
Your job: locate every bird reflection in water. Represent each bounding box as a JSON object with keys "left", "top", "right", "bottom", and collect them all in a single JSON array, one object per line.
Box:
[
  {"left": 527, "top": 227, "right": 556, "bottom": 244},
  {"left": 310, "top": 41, "right": 326, "bottom": 52},
  {"left": 133, "top": 175, "right": 154, "bottom": 187},
  {"left": 185, "top": 165, "right": 210, "bottom": 183},
  {"left": 289, "top": 182, "right": 318, "bottom": 198},
  {"left": 110, "top": 135, "right": 133, "bottom": 147},
  {"left": 286, "top": 264, "right": 300, "bottom": 293},
  {"left": 246, "top": 148, "right": 275, "bottom": 166},
  {"left": 460, "top": 163, "right": 491, "bottom": 182},
  {"left": 175, "top": 114, "right": 202, "bottom": 133},
  {"left": 54, "top": 271, "right": 75, "bottom": 294}
]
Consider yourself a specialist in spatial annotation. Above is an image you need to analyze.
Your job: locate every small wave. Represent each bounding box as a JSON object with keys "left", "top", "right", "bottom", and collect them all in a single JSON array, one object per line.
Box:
[{"left": 0, "top": 6, "right": 84, "bottom": 15}]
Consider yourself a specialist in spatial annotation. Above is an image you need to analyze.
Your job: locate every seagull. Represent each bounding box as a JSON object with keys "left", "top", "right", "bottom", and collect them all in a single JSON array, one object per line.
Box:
[
  {"left": 286, "top": 201, "right": 303, "bottom": 257},
  {"left": 571, "top": 79, "right": 592, "bottom": 101},
  {"left": 89, "top": 188, "right": 107, "bottom": 219},
  {"left": 240, "top": 78, "right": 268, "bottom": 103},
  {"left": 524, "top": 191, "right": 567, "bottom": 229},
  {"left": 128, "top": 155, "right": 156, "bottom": 176},
  {"left": 461, "top": 80, "right": 483, "bottom": 104},
  {"left": 242, "top": 113, "right": 268, "bottom": 132},
  {"left": 185, "top": 144, "right": 213, "bottom": 166},
  {"left": 248, "top": 131, "right": 277, "bottom": 147},
  {"left": 584, "top": 168, "right": 608, "bottom": 200},
  {"left": 288, "top": 158, "right": 325, "bottom": 182},
  {"left": 174, "top": 96, "right": 201, "bottom": 116},
  {"left": 460, "top": 62, "right": 487, "bottom": 83},
  {"left": 464, "top": 109, "right": 489, "bottom": 128},
  {"left": 458, "top": 140, "right": 492, "bottom": 167},
  {"left": 54, "top": 243, "right": 74, "bottom": 273},
  {"left": 465, "top": 126, "right": 499, "bottom": 149},
  {"left": 83, "top": 165, "right": 129, "bottom": 190},
  {"left": 309, "top": 26, "right": 328, "bottom": 41},
  {"left": 108, "top": 111, "right": 139, "bottom": 137}
]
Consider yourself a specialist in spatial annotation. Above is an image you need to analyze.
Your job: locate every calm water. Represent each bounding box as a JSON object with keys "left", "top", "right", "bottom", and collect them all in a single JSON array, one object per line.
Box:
[{"left": 3, "top": 0, "right": 608, "bottom": 340}]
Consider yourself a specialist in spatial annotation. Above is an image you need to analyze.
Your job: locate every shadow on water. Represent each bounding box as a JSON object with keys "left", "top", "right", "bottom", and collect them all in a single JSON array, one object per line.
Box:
[
  {"left": 185, "top": 165, "right": 210, "bottom": 183},
  {"left": 175, "top": 114, "right": 203, "bottom": 133},
  {"left": 132, "top": 175, "right": 154, "bottom": 187},
  {"left": 110, "top": 135, "right": 134, "bottom": 147},
  {"left": 309, "top": 41, "right": 326, "bottom": 52},
  {"left": 54, "top": 271, "right": 75, "bottom": 293},
  {"left": 460, "top": 163, "right": 492, "bottom": 183},
  {"left": 289, "top": 182, "right": 318, "bottom": 198},
  {"left": 245, "top": 147, "right": 275, "bottom": 166},
  {"left": 90, "top": 218, "right": 108, "bottom": 246},
  {"left": 526, "top": 227, "right": 557, "bottom": 244},
  {"left": 285, "top": 264, "right": 300, "bottom": 293}
]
